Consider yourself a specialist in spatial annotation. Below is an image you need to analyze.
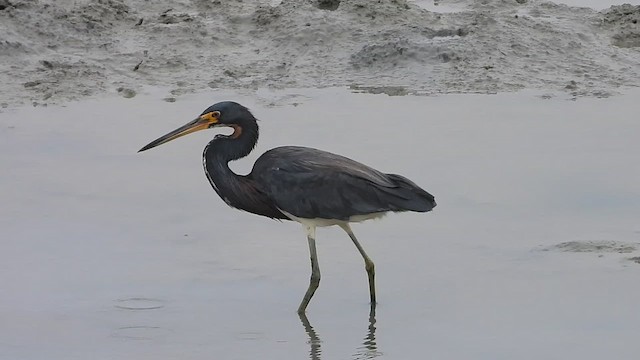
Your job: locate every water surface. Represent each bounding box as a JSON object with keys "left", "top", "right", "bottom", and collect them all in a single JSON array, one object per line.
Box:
[{"left": 1, "top": 88, "right": 640, "bottom": 359}]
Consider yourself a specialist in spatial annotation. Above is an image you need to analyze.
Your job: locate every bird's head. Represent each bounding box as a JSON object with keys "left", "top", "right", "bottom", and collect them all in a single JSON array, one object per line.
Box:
[{"left": 138, "top": 101, "right": 256, "bottom": 152}]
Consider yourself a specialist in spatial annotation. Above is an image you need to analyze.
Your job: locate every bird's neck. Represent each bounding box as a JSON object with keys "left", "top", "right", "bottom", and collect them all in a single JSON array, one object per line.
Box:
[
  {"left": 202, "top": 120, "right": 285, "bottom": 219},
  {"left": 203, "top": 119, "right": 258, "bottom": 196},
  {"left": 210, "top": 119, "right": 259, "bottom": 162}
]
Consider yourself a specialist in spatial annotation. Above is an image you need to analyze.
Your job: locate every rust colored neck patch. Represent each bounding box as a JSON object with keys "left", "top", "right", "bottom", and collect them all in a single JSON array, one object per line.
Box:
[{"left": 230, "top": 124, "right": 243, "bottom": 139}]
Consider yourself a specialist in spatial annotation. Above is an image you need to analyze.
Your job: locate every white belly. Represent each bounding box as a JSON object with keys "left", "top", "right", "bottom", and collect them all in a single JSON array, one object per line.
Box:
[{"left": 280, "top": 210, "right": 387, "bottom": 228}]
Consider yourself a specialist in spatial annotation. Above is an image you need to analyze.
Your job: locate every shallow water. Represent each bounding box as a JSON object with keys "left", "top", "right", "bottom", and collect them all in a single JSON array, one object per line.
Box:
[{"left": 2, "top": 88, "right": 640, "bottom": 359}]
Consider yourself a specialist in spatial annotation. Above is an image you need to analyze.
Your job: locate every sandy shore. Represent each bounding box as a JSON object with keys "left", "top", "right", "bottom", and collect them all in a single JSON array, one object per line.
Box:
[{"left": 1, "top": 0, "right": 639, "bottom": 107}]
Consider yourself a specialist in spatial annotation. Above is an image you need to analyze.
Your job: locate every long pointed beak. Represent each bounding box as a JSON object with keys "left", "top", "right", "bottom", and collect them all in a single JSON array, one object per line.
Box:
[{"left": 138, "top": 114, "right": 217, "bottom": 152}]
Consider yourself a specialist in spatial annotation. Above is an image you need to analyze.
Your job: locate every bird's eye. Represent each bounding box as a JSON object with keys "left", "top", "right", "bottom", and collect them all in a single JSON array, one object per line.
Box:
[{"left": 212, "top": 111, "right": 221, "bottom": 118}]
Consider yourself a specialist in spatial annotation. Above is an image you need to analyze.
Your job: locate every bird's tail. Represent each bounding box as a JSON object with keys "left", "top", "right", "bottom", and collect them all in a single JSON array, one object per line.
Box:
[{"left": 382, "top": 173, "right": 436, "bottom": 212}]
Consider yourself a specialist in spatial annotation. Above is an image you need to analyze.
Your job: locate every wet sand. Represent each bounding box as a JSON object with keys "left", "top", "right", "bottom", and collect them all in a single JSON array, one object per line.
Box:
[
  {"left": 2, "top": 87, "right": 640, "bottom": 359},
  {"left": 1, "top": 0, "right": 640, "bottom": 106}
]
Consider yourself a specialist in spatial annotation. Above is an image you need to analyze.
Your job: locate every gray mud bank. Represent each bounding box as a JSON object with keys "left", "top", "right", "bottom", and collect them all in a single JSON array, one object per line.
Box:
[{"left": 1, "top": 0, "right": 639, "bottom": 106}]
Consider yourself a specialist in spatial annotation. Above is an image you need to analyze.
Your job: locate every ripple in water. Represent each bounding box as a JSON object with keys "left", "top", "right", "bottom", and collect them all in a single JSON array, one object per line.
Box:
[
  {"left": 111, "top": 326, "right": 170, "bottom": 341},
  {"left": 114, "top": 297, "right": 165, "bottom": 310}
]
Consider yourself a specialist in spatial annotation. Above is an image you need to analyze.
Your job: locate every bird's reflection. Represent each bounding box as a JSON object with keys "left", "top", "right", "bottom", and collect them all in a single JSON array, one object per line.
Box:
[
  {"left": 299, "top": 311, "right": 322, "bottom": 360},
  {"left": 298, "top": 304, "right": 381, "bottom": 360},
  {"left": 352, "top": 305, "right": 382, "bottom": 359}
]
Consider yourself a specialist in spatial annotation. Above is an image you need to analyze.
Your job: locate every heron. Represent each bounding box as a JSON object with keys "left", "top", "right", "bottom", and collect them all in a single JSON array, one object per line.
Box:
[{"left": 139, "top": 101, "right": 436, "bottom": 313}]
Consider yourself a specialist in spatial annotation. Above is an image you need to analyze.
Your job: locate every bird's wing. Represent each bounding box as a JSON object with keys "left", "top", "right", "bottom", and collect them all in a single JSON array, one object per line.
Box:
[{"left": 251, "top": 146, "right": 435, "bottom": 220}]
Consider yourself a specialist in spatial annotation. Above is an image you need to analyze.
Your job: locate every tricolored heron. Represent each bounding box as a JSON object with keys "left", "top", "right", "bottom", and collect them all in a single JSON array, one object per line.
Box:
[{"left": 139, "top": 101, "right": 436, "bottom": 313}]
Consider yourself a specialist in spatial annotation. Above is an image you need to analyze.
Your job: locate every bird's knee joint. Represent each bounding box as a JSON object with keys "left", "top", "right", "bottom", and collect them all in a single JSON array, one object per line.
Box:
[
  {"left": 310, "top": 275, "right": 321, "bottom": 285},
  {"left": 365, "top": 261, "right": 375, "bottom": 272}
]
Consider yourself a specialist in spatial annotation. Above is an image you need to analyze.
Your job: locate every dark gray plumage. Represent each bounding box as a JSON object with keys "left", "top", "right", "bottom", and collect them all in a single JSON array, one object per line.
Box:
[
  {"left": 139, "top": 101, "right": 436, "bottom": 313},
  {"left": 252, "top": 146, "right": 436, "bottom": 220}
]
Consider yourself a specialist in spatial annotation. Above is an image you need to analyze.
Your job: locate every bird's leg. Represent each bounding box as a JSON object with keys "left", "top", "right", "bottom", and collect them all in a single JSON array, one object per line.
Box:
[
  {"left": 340, "top": 224, "right": 376, "bottom": 305},
  {"left": 298, "top": 225, "right": 320, "bottom": 314}
]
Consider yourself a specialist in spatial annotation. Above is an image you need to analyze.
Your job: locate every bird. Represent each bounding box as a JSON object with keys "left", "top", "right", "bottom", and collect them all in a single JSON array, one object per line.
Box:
[{"left": 139, "top": 101, "right": 436, "bottom": 313}]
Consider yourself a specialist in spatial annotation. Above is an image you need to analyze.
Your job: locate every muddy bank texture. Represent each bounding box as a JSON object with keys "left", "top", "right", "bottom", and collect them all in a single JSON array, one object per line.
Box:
[{"left": 1, "top": 0, "right": 639, "bottom": 106}]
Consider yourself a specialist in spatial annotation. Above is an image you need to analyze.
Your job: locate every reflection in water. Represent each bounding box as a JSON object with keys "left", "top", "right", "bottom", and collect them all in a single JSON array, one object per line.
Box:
[
  {"left": 299, "top": 312, "right": 322, "bottom": 360},
  {"left": 352, "top": 305, "right": 382, "bottom": 360},
  {"left": 298, "top": 304, "right": 381, "bottom": 360}
]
